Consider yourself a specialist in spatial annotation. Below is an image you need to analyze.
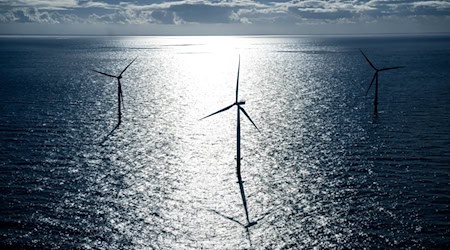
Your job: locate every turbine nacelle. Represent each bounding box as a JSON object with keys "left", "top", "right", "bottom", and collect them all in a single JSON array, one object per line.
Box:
[{"left": 237, "top": 101, "right": 246, "bottom": 106}]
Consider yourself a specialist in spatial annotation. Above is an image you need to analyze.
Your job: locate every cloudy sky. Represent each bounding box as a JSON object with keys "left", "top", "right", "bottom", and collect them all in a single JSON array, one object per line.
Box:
[{"left": 0, "top": 0, "right": 449, "bottom": 35}]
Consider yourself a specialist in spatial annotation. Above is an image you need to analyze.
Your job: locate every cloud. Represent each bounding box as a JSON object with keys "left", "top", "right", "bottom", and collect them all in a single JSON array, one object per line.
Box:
[
  {"left": 0, "top": 0, "right": 120, "bottom": 10},
  {"left": 411, "top": 1, "right": 450, "bottom": 16},
  {"left": 0, "top": 0, "right": 79, "bottom": 10},
  {"left": 0, "top": 0, "right": 449, "bottom": 34},
  {"left": 0, "top": 7, "right": 81, "bottom": 23},
  {"left": 87, "top": 8, "right": 155, "bottom": 24},
  {"left": 150, "top": 10, "right": 174, "bottom": 24},
  {"left": 168, "top": 4, "right": 237, "bottom": 23},
  {"left": 289, "top": 8, "right": 353, "bottom": 20},
  {"left": 413, "top": 0, "right": 450, "bottom": 9}
]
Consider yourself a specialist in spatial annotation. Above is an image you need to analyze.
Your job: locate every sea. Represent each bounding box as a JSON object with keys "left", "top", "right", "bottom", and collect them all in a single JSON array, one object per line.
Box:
[{"left": 0, "top": 35, "right": 449, "bottom": 249}]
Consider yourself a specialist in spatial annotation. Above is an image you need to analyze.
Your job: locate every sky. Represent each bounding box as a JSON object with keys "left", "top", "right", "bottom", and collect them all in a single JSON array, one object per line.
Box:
[{"left": 0, "top": 0, "right": 449, "bottom": 35}]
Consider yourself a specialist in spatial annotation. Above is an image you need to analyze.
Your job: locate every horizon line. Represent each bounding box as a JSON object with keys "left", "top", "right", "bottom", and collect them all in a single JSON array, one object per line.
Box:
[{"left": 1, "top": 31, "right": 449, "bottom": 37}]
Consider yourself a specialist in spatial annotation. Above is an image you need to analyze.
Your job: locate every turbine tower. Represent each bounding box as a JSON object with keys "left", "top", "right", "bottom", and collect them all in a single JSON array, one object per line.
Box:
[
  {"left": 93, "top": 57, "right": 137, "bottom": 125},
  {"left": 201, "top": 56, "right": 260, "bottom": 228}
]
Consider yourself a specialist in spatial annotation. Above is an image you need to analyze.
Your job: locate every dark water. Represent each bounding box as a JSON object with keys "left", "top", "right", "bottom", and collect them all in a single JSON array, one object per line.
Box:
[{"left": 0, "top": 35, "right": 449, "bottom": 249}]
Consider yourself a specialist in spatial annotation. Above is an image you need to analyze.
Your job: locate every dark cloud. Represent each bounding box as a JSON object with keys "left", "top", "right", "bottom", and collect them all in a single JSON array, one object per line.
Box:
[
  {"left": 168, "top": 4, "right": 237, "bottom": 23},
  {"left": 358, "top": 1, "right": 450, "bottom": 18},
  {"left": 76, "top": 0, "right": 91, "bottom": 4},
  {"left": 151, "top": 10, "right": 175, "bottom": 24},
  {"left": 411, "top": 4, "right": 450, "bottom": 16},
  {"left": 13, "top": 9, "right": 33, "bottom": 23}
]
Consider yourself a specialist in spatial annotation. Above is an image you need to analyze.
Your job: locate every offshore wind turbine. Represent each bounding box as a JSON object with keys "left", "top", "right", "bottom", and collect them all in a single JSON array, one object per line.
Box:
[
  {"left": 200, "top": 56, "right": 260, "bottom": 228},
  {"left": 93, "top": 57, "right": 137, "bottom": 125},
  {"left": 360, "top": 50, "right": 403, "bottom": 115}
]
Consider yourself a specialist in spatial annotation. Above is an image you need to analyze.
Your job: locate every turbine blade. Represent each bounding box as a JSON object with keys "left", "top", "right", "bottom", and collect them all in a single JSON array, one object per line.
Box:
[
  {"left": 200, "top": 103, "right": 235, "bottom": 120},
  {"left": 379, "top": 66, "right": 404, "bottom": 71},
  {"left": 236, "top": 55, "right": 240, "bottom": 103},
  {"left": 119, "top": 57, "right": 137, "bottom": 76},
  {"left": 365, "top": 73, "right": 377, "bottom": 96},
  {"left": 239, "top": 106, "right": 260, "bottom": 133},
  {"left": 92, "top": 70, "right": 116, "bottom": 78},
  {"left": 359, "top": 49, "right": 377, "bottom": 70}
]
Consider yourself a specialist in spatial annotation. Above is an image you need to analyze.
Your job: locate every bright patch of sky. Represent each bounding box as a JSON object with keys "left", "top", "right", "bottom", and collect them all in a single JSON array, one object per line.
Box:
[{"left": 0, "top": 0, "right": 449, "bottom": 34}]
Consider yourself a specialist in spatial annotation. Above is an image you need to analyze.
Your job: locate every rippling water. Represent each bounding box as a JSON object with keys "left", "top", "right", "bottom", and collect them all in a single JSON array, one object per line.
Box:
[{"left": 1, "top": 35, "right": 449, "bottom": 249}]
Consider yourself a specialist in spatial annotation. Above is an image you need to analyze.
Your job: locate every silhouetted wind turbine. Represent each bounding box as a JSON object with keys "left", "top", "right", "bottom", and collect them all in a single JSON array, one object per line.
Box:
[
  {"left": 360, "top": 50, "right": 403, "bottom": 115},
  {"left": 201, "top": 56, "right": 260, "bottom": 228},
  {"left": 93, "top": 57, "right": 137, "bottom": 125}
]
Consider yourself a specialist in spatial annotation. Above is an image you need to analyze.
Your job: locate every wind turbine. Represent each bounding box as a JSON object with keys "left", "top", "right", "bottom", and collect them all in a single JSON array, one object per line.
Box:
[
  {"left": 200, "top": 56, "right": 260, "bottom": 228},
  {"left": 93, "top": 57, "right": 137, "bottom": 125},
  {"left": 360, "top": 50, "right": 403, "bottom": 115}
]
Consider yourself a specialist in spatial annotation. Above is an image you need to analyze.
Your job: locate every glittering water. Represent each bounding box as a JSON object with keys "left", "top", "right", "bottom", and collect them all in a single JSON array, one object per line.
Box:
[{"left": 1, "top": 35, "right": 449, "bottom": 249}]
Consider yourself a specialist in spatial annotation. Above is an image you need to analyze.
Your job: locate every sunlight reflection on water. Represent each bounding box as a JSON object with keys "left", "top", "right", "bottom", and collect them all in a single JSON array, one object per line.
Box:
[{"left": 82, "top": 37, "right": 368, "bottom": 248}]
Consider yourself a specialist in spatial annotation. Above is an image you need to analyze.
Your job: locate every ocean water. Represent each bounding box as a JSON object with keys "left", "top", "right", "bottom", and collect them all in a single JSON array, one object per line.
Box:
[{"left": 0, "top": 35, "right": 449, "bottom": 249}]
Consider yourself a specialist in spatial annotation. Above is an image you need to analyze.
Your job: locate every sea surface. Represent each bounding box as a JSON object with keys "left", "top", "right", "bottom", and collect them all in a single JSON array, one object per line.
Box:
[{"left": 0, "top": 35, "right": 449, "bottom": 249}]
